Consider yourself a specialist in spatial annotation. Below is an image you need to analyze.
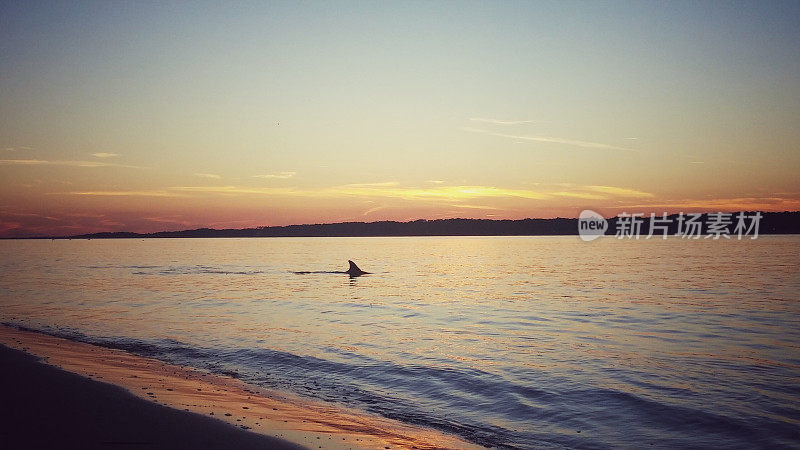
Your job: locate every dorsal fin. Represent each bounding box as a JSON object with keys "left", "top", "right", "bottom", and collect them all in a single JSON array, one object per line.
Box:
[{"left": 346, "top": 260, "right": 366, "bottom": 276}]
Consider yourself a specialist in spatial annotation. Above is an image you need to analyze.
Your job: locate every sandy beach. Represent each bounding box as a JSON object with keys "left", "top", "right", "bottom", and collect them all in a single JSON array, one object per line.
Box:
[
  {"left": 0, "top": 325, "right": 479, "bottom": 449},
  {"left": 0, "top": 343, "right": 303, "bottom": 449}
]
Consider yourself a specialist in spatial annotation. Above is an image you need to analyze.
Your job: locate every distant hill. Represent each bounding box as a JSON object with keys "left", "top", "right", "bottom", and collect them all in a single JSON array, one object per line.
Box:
[{"left": 55, "top": 211, "right": 800, "bottom": 239}]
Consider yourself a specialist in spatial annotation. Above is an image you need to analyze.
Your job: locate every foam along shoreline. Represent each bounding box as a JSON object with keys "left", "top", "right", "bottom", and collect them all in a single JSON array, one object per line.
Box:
[{"left": 0, "top": 324, "right": 479, "bottom": 449}]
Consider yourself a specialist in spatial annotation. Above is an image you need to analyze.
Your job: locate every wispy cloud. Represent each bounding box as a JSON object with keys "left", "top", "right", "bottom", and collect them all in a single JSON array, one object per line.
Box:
[
  {"left": 91, "top": 152, "right": 119, "bottom": 158},
  {"left": 447, "top": 203, "right": 502, "bottom": 210},
  {"left": 427, "top": 180, "right": 445, "bottom": 184},
  {"left": 0, "top": 220, "right": 22, "bottom": 233},
  {"left": 0, "top": 159, "right": 142, "bottom": 168},
  {"left": 334, "top": 184, "right": 652, "bottom": 201},
  {"left": 363, "top": 206, "right": 385, "bottom": 216},
  {"left": 163, "top": 184, "right": 539, "bottom": 200},
  {"left": 252, "top": 171, "right": 296, "bottom": 179},
  {"left": 340, "top": 181, "right": 399, "bottom": 188},
  {"left": 144, "top": 216, "right": 194, "bottom": 226},
  {"left": 169, "top": 186, "right": 294, "bottom": 195},
  {"left": 469, "top": 118, "right": 537, "bottom": 125},
  {"left": 194, "top": 173, "right": 221, "bottom": 179},
  {"left": 546, "top": 184, "right": 654, "bottom": 200},
  {"left": 1, "top": 211, "right": 60, "bottom": 221},
  {"left": 99, "top": 219, "right": 125, "bottom": 227},
  {"left": 621, "top": 195, "right": 800, "bottom": 211},
  {"left": 463, "top": 128, "right": 638, "bottom": 152},
  {"left": 58, "top": 190, "right": 177, "bottom": 197},
  {"left": 53, "top": 182, "right": 654, "bottom": 203},
  {"left": 584, "top": 185, "right": 654, "bottom": 197},
  {"left": 67, "top": 213, "right": 105, "bottom": 218},
  {"left": 3, "top": 146, "right": 33, "bottom": 152},
  {"left": 332, "top": 185, "right": 550, "bottom": 200}
]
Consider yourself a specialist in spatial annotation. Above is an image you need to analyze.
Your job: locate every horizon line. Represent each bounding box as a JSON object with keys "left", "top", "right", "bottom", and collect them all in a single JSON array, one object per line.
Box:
[{"left": 5, "top": 210, "right": 798, "bottom": 240}]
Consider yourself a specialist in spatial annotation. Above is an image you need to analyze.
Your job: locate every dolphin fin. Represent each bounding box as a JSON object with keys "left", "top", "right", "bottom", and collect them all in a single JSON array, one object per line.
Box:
[{"left": 346, "top": 260, "right": 367, "bottom": 276}]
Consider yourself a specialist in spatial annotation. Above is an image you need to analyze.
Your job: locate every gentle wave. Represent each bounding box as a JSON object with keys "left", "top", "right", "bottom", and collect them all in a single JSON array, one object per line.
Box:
[
  {"left": 7, "top": 322, "right": 798, "bottom": 449},
  {"left": 83, "top": 264, "right": 270, "bottom": 276}
]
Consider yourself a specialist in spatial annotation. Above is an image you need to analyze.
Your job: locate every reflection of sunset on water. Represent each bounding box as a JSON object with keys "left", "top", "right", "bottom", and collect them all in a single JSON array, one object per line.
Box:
[{"left": 1, "top": 236, "right": 798, "bottom": 447}]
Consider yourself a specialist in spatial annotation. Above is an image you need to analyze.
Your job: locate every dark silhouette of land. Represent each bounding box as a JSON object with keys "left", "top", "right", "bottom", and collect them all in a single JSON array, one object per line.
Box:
[
  {"left": 20, "top": 211, "right": 800, "bottom": 239},
  {"left": 0, "top": 344, "right": 303, "bottom": 450}
]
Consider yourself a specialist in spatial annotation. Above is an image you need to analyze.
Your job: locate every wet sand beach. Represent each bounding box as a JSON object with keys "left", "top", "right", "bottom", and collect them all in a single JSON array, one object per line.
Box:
[
  {"left": 0, "top": 343, "right": 303, "bottom": 449},
  {"left": 0, "top": 325, "right": 478, "bottom": 449}
]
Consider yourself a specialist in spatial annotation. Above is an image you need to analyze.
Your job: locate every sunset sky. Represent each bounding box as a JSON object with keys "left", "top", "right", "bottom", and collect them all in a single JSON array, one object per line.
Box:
[{"left": 2, "top": 1, "right": 799, "bottom": 237}]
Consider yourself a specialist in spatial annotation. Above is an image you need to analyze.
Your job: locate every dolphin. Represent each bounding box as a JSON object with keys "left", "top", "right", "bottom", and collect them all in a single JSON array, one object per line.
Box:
[
  {"left": 293, "top": 260, "right": 371, "bottom": 277},
  {"left": 345, "top": 260, "right": 370, "bottom": 277}
]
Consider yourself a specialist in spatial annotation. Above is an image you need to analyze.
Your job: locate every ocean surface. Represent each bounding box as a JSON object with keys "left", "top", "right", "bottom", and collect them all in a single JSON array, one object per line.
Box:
[{"left": 1, "top": 236, "right": 798, "bottom": 448}]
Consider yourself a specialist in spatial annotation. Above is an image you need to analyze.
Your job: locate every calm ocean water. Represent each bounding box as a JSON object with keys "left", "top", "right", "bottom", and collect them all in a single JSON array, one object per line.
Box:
[{"left": 1, "top": 236, "right": 799, "bottom": 448}]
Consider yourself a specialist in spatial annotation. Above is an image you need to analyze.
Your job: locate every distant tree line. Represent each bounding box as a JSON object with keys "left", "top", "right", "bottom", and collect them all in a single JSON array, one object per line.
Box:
[{"left": 54, "top": 211, "right": 800, "bottom": 239}]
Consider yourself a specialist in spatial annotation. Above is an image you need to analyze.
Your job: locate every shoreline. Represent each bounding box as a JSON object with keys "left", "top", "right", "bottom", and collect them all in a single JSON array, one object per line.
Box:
[
  {"left": 0, "top": 324, "right": 479, "bottom": 449},
  {"left": 0, "top": 343, "right": 303, "bottom": 449}
]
